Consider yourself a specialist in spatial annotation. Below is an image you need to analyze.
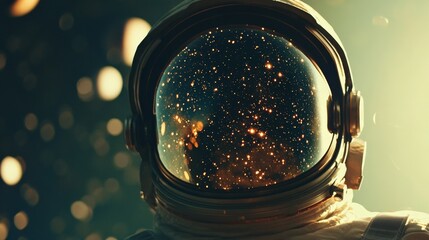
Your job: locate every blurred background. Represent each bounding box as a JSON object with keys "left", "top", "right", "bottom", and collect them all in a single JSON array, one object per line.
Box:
[{"left": 1, "top": 0, "right": 429, "bottom": 239}]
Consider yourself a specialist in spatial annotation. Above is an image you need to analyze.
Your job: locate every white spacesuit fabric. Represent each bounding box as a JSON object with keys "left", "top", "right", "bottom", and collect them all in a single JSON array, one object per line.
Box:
[{"left": 126, "top": 191, "right": 429, "bottom": 240}]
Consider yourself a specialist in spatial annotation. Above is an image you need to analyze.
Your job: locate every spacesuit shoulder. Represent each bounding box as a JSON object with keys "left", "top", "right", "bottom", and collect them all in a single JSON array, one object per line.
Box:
[
  {"left": 350, "top": 203, "right": 429, "bottom": 239},
  {"left": 401, "top": 211, "right": 429, "bottom": 240}
]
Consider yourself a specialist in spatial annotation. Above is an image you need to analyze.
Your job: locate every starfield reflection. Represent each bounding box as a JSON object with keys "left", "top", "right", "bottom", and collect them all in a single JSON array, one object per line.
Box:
[{"left": 155, "top": 27, "right": 333, "bottom": 191}]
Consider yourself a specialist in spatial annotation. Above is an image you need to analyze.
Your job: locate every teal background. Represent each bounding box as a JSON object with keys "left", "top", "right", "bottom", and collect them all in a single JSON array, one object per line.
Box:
[
  {"left": 306, "top": 0, "right": 429, "bottom": 214},
  {"left": 1, "top": 0, "right": 428, "bottom": 239}
]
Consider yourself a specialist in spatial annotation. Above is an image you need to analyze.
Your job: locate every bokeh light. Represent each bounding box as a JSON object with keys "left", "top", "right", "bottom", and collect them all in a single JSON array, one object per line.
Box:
[
  {"left": 92, "top": 136, "right": 110, "bottom": 156},
  {"left": 113, "top": 152, "right": 130, "bottom": 169},
  {"left": 0, "top": 156, "right": 23, "bottom": 186},
  {"left": 96, "top": 66, "right": 123, "bottom": 101},
  {"left": 106, "top": 118, "right": 123, "bottom": 136},
  {"left": 77, "top": 77, "right": 95, "bottom": 101},
  {"left": 10, "top": 0, "right": 40, "bottom": 17},
  {"left": 0, "top": 220, "right": 8, "bottom": 240},
  {"left": 24, "top": 113, "right": 38, "bottom": 131},
  {"left": 13, "top": 211, "right": 28, "bottom": 230},
  {"left": 104, "top": 178, "right": 120, "bottom": 193},
  {"left": 85, "top": 232, "right": 102, "bottom": 240},
  {"left": 59, "top": 13, "right": 74, "bottom": 31},
  {"left": 70, "top": 201, "right": 92, "bottom": 221},
  {"left": 59, "top": 108, "right": 75, "bottom": 129},
  {"left": 122, "top": 18, "right": 151, "bottom": 66},
  {"left": 0, "top": 53, "right": 6, "bottom": 70},
  {"left": 40, "top": 122, "right": 55, "bottom": 142},
  {"left": 21, "top": 184, "right": 40, "bottom": 206}
]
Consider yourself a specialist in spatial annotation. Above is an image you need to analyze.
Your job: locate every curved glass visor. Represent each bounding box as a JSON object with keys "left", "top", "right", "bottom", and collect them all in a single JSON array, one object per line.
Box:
[{"left": 155, "top": 27, "right": 332, "bottom": 191}]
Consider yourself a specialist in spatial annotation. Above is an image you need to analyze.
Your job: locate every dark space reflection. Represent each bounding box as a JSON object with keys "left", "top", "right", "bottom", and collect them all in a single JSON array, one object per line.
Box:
[{"left": 156, "top": 27, "right": 333, "bottom": 190}]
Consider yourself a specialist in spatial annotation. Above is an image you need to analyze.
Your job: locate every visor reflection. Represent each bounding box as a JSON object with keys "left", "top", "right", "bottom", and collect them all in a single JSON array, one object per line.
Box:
[{"left": 155, "top": 27, "right": 332, "bottom": 190}]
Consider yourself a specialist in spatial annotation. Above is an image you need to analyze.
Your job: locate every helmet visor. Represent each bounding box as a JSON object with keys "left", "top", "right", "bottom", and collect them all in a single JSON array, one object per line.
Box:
[{"left": 155, "top": 26, "right": 333, "bottom": 191}]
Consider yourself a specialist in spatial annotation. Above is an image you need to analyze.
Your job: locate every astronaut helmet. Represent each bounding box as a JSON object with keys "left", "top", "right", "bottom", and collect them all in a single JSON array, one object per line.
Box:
[{"left": 125, "top": 0, "right": 365, "bottom": 224}]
